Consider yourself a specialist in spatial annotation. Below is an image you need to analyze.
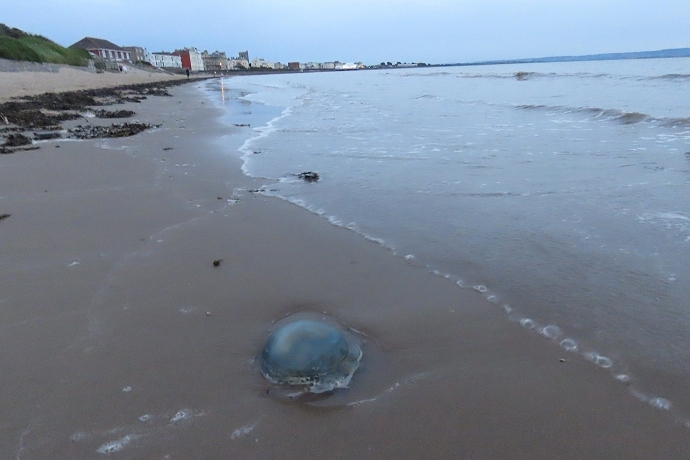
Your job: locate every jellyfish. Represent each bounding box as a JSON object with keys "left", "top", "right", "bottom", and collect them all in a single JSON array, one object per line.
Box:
[{"left": 261, "top": 319, "right": 363, "bottom": 394}]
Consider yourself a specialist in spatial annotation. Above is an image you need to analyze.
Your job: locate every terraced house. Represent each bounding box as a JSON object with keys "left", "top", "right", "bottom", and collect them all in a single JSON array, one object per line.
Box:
[{"left": 146, "top": 51, "right": 182, "bottom": 69}]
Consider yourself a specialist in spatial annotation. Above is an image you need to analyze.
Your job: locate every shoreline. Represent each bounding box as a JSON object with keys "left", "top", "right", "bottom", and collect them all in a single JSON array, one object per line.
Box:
[{"left": 1, "top": 78, "right": 689, "bottom": 457}]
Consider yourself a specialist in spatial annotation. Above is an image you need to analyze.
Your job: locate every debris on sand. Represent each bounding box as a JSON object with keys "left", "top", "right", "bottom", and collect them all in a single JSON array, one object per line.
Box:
[
  {"left": 0, "top": 213, "right": 10, "bottom": 221},
  {"left": 1, "top": 109, "right": 81, "bottom": 129},
  {"left": 67, "top": 122, "right": 161, "bottom": 139},
  {"left": 0, "top": 79, "right": 189, "bottom": 131},
  {"left": 213, "top": 259, "right": 223, "bottom": 267},
  {"left": 33, "top": 132, "right": 62, "bottom": 141},
  {"left": 297, "top": 171, "right": 320, "bottom": 182},
  {"left": 2, "top": 133, "right": 32, "bottom": 147},
  {"left": 93, "top": 109, "right": 136, "bottom": 119}
]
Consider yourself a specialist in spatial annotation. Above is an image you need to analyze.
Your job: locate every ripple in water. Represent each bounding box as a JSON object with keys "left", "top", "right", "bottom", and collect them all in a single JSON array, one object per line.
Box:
[
  {"left": 96, "top": 435, "right": 134, "bottom": 454},
  {"left": 649, "top": 397, "right": 672, "bottom": 410},
  {"left": 519, "top": 318, "right": 536, "bottom": 329},
  {"left": 539, "top": 324, "right": 561, "bottom": 339},
  {"left": 584, "top": 351, "right": 613, "bottom": 368},
  {"left": 170, "top": 410, "right": 191, "bottom": 423},
  {"left": 615, "top": 374, "right": 631, "bottom": 383},
  {"left": 559, "top": 338, "right": 578, "bottom": 352}
]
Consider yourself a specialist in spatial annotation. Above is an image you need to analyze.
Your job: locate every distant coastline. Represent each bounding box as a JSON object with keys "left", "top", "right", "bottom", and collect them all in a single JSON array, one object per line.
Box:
[{"left": 442, "top": 47, "right": 690, "bottom": 68}]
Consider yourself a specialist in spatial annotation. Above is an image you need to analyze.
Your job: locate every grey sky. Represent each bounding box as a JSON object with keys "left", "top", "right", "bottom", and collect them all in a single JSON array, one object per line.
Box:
[{"left": 4, "top": 0, "right": 690, "bottom": 64}]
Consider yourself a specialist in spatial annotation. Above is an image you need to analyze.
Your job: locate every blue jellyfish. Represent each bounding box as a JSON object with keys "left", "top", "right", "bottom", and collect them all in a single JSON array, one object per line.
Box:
[{"left": 261, "top": 319, "right": 362, "bottom": 394}]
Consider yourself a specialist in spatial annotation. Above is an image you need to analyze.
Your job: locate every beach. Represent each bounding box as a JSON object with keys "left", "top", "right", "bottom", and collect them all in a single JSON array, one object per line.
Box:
[
  {"left": 1, "top": 69, "right": 690, "bottom": 458},
  {"left": 0, "top": 58, "right": 188, "bottom": 103}
]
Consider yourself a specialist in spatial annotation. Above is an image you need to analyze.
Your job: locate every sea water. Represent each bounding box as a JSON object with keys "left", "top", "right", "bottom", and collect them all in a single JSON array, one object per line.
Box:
[{"left": 208, "top": 58, "right": 690, "bottom": 411}]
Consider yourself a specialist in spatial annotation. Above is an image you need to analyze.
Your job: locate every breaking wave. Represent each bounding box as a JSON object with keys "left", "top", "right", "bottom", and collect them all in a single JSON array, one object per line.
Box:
[{"left": 515, "top": 103, "right": 690, "bottom": 127}]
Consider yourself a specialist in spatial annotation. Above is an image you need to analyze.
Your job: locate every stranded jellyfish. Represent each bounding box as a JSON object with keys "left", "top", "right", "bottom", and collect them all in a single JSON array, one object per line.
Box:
[{"left": 261, "top": 319, "right": 363, "bottom": 394}]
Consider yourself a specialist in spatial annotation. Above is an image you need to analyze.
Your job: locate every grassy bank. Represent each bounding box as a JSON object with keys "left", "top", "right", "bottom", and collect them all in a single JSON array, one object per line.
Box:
[{"left": 0, "top": 24, "right": 90, "bottom": 66}]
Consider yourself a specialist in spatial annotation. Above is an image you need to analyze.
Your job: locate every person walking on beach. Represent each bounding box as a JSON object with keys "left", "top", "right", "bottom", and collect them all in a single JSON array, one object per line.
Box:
[{"left": 186, "top": 69, "right": 190, "bottom": 79}]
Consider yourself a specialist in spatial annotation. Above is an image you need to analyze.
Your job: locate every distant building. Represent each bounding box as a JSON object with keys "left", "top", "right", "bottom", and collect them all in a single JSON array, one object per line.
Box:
[
  {"left": 224, "top": 52, "right": 250, "bottom": 70},
  {"left": 147, "top": 51, "right": 182, "bottom": 68},
  {"left": 228, "top": 59, "right": 249, "bottom": 70},
  {"left": 123, "top": 46, "right": 146, "bottom": 63},
  {"left": 251, "top": 58, "right": 274, "bottom": 69},
  {"left": 201, "top": 51, "right": 227, "bottom": 71},
  {"left": 174, "top": 47, "right": 205, "bottom": 71},
  {"left": 322, "top": 62, "right": 335, "bottom": 70},
  {"left": 287, "top": 62, "right": 300, "bottom": 70},
  {"left": 71, "top": 37, "right": 131, "bottom": 61},
  {"left": 304, "top": 62, "right": 323, "bottom": 70}
]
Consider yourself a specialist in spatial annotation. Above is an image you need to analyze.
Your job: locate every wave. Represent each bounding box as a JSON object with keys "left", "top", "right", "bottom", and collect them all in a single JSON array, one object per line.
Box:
[
  {"left": 455, "top": 71, "right": 690, "bottom": 82},
  {"left": 398, "top": 71, "right": 451, "bottom": 77},
  {"left": 649, "top": 73, "right": 690, "bottom": 81},
  {"left": 515, "top": 103, "right": 690, "bottom": 127},
  {"left": 454, "top": 71, "right": 612, "bottom": 80}
]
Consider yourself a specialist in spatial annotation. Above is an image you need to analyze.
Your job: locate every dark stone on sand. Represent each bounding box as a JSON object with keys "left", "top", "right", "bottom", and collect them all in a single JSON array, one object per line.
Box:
[
  {"left": 67, "top": 122, "right": 160, "bottom": 140},
  {"left": 163, "top": 147, "right": 174, "bottom": 151},
  {"left": 297, "top": 171, "right": 319, "bottom": 182},
  {"left": 213, "top": 259, "right": 222, "bottom": 267},
  {"left": 0, "top": 213, "right": 10, "bottom": 221}
]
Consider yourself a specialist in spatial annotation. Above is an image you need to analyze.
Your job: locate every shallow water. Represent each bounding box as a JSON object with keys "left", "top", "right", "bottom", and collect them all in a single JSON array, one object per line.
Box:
[{"left": 209, "top": 58, "right": 690, "bottom": 414}]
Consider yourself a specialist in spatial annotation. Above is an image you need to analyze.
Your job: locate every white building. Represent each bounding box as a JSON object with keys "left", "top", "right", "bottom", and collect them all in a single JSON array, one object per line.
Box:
[
  {"left": 251, "top": 58, "right": 274, "bottom": 69},
  {"left": 147, "top": 52, "right": 182, "bottom": 69},
  {"left": 188, "top": 48, "right": 204, "bottom": 71},
  {"left": 228, "top": 59, "right": 249, "bottom": 70}
]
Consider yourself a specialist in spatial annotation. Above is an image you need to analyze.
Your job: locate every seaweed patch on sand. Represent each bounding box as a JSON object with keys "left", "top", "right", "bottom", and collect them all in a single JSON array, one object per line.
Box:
[{"left": 0, "top": 79, "right": 195, "bottom": 151}]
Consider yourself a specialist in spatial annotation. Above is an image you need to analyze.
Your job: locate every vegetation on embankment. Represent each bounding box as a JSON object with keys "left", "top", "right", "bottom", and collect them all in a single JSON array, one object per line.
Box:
[{"left": 0, "top": 24, "right": 90, "bottom": 66}]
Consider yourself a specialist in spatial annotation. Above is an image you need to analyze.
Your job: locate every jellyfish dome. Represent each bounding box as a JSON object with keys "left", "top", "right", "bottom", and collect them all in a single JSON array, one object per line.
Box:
[{"left": 261, "top": 319, "right": 362, "bottom": 394}]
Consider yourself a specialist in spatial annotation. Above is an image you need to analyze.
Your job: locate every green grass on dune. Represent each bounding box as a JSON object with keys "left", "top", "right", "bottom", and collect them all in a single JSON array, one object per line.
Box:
[
  {"left": 0, "top": 36, "right": 42, "bottom": 62},
  {"left": 0, "top": 23, "right": 91, "bottom": 66}
]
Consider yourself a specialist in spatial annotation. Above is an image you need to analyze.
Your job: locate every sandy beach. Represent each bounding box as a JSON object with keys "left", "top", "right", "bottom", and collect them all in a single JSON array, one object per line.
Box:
[
  {"left": 0, "top": 59, "right": 188, "bottom": 103},
  {"left": 1, "top": 71, "right": 690, "bottom": 458}
]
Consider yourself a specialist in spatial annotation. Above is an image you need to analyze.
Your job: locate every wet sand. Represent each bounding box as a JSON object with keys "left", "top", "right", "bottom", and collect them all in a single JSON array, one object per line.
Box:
[{"left": 1, "top": 82, "right": 690, "bottom": 458}]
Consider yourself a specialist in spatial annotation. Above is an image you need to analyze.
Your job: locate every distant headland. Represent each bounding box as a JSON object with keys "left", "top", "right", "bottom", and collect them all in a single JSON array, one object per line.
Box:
[{"left": 439, "top": 48, "right": 690, "bottom": 68}]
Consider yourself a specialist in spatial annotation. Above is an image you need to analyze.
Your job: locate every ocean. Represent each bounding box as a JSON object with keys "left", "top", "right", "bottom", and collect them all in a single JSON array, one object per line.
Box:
[{"left": 208, "top": 58, "right": 690, "bottom": 416}]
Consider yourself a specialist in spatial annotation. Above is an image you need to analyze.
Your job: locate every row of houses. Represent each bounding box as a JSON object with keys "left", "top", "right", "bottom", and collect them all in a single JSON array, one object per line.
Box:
[
  {"left": 252, "top": 59, "right": 365, "bottom": 71},
  {"left": 70, "top": 37, "right": 249, "bottom": 72},
  {"left": 70, "top": 37, "right": 364, "bottom": 72}
]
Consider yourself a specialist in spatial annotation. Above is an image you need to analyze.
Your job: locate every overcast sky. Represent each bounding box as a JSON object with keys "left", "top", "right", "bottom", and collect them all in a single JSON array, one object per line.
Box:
[{"left": 4, "top": 0, "right": 690, "bottom": 64}]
